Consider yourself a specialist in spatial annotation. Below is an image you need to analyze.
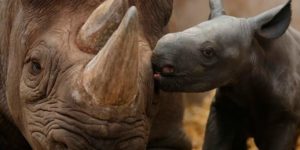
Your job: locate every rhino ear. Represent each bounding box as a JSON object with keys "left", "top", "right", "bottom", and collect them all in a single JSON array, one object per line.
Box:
[{"left": 250, "top": 0, "right": 292, "bottom": 39}]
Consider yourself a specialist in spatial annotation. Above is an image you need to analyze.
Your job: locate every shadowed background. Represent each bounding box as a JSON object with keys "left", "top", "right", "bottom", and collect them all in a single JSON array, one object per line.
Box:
[{"left": 167, "top": 0, "right": 300, "bottom": 149}]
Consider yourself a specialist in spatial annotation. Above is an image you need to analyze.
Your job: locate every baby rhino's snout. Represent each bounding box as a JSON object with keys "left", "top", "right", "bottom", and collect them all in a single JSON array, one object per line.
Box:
[
  {"left": 152, "top": 50, "right": 176, "bottom": 81},
  {"left": 152, "top": 33, "right": 181, "bottom": 80}
]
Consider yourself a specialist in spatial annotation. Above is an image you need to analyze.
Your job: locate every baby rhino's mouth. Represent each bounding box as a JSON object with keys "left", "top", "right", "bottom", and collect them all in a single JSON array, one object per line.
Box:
[{"left": 153, "top": 64, "right": 175, "bottom": 80}]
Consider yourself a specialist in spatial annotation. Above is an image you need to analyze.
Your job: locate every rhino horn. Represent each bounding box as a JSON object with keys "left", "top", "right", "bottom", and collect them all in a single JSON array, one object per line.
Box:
[
  {"left": 129, "top": 0, "right": 173, "bottom": 48},
  {"left": 82, "top": 7, "right": 139, "bottom": 106},
  {"left": 76, "top": 0, "right": 129, "bottom": 54},
  {"left": 209, "top": 0, "right": 226, "bottom": 19}
]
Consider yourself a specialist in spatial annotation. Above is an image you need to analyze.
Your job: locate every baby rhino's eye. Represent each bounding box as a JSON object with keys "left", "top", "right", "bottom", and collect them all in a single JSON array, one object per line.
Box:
[
  {"left": 201, "top": 48, "right": 215, "bottom": 58},
  {"left": 29, "top": 60, "right": 42, "bottom": 76}
]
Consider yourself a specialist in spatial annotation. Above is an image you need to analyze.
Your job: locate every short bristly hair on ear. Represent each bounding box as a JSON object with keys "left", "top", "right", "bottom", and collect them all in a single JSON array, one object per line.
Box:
[{"left": 249, "top": 0, "right": 292, "bottom": 39}]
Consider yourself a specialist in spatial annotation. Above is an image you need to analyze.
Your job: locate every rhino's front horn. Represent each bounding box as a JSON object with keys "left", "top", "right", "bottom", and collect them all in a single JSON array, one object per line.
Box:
[
  {"left": 82, "top": 7, "right": 139, "bottom": 106},
  {"left": 76, "top": 0, "right": 129, "bottom": 54}
]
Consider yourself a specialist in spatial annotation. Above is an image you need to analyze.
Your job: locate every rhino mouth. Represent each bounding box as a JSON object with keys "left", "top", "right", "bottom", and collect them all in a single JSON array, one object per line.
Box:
[
  {"left": 28, "top": 106, "right": 148, "bottom": 150},
  {"left": 47, "top": 124, "right": 146, "bottom": 150}
]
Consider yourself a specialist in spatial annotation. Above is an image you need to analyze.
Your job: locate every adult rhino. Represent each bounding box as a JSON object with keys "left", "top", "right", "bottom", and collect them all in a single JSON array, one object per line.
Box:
[
  {"left": 153, "top": 0, "right": 300, "bottom": 149},
  {"left": 0, "top": 0, "right": 191, "bottom": 149}
]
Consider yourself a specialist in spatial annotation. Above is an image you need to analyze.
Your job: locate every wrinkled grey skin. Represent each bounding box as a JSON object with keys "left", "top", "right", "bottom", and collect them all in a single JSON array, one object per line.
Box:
[
  {"left": 0, "top": 0, "right": 191, "bottom": 150},
  {"left": 153, "top": 0, "right": 300, "bottom": 149}
]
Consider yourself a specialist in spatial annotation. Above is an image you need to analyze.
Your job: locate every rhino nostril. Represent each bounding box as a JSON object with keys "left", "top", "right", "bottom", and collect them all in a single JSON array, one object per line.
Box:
[
  {"left": 161, "top": 64, "right": 175, "bottom": 75},
  {"left": 153, "top": 73, "right": 161, "bottom": 80},
  {"left": 152, "top": 63, "right": 175, "bottom": 79}
]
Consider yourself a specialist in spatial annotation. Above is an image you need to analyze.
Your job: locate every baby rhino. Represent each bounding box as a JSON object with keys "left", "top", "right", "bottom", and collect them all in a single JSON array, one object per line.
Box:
[{"left": 152, "top": 0, "right": 300, "bottom": 149}]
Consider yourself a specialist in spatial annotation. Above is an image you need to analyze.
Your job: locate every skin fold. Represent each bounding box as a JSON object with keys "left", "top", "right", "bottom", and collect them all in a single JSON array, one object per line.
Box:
[{"left": 152, "top": 0, "right": 300, "bottom": 149}]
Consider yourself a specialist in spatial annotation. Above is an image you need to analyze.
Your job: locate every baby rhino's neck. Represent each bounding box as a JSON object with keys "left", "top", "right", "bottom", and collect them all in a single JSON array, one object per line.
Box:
[{"left": 221, "top": 30, "right": 300, "bottom": 107}]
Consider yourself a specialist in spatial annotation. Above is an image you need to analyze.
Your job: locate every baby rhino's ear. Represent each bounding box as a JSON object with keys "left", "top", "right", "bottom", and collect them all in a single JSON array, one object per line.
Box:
[{"left": 249, "top": 0, "right": 292, "bottom": 39}]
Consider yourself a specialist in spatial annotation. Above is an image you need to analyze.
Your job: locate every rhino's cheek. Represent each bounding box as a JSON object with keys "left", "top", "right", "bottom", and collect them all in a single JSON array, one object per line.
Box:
[
  {"left": 19, "top": 79, "right": 47, "bottom": 103},
  {"left": 19, "top": 62, "right": 51, "bottom": 103},
  {"left": 24, "top": 101, "right": 148, "bottom": 150}
]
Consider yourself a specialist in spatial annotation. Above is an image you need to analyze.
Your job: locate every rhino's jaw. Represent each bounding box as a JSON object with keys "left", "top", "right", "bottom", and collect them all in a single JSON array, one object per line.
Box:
[
  {"left": 27, "top": 101, "right": 148, "bottom": 150},
  {"left": 31, "top": 118, "right": 148, "bottom": 150}
]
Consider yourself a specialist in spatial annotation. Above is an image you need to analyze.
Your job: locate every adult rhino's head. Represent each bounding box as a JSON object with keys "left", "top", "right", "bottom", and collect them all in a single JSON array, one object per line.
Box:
[
  {"left": 152, "top": 0, "right": 292, "bottom": 92},
  {"left": 0, "top": 0, "right": 172, "bottom": 149}
]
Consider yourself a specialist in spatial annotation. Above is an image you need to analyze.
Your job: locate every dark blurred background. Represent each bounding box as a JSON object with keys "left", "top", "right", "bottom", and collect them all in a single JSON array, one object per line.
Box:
[{"left": 168, "top": 0, "right": 300, "bottom": 149}]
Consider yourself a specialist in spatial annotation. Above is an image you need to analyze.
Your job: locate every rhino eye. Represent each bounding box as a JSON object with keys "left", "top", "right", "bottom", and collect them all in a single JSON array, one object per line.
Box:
[
  {"left": 29, "top": 60, "right": 42, "bottom": 75},
  {"left": 201, "top": 48, "right": 215, "bottom": 58}
]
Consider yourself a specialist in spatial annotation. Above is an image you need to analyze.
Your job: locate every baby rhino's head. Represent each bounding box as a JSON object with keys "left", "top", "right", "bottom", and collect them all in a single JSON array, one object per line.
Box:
[{"left": 152, "top": 0, "right": 292, "bottom": 92}]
